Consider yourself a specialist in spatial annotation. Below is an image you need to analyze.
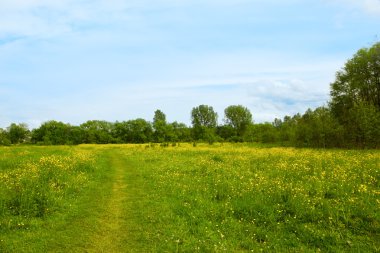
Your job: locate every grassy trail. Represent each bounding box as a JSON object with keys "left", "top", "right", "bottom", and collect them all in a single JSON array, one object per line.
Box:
[
  {"left": 87, "top": 150, "right": 129, "bottom": 252},
  {"left": 87, "top": 148, "right": 148, "bottom": 252}
]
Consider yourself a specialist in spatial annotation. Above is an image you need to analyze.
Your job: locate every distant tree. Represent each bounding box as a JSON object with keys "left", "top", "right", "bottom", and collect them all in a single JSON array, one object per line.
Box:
[
  {"left": 153, "top": 109, "right": 166, "bottom": 123},
  {"left": 80, "top": 120, "right": 114, "bottom": 144},
  {"left": 68, "top": 126, "right": 85, "bottom": 145},
  {"left": 191, "top": 105, "right": 218, "bottom": 141},
  {"left": 246, "top": 123, "right": 278, "bottom": 143},
  {"left": 7, "top": 123, "right": 29, "bottom": 144},
  {"left": 272, "top": 118, "right": 283, "bottom": 128},
  {"left": 113, "top": 119, "right": 152, "bottom": 143},
  {"left": 286, "top": 107, "right": 344, "bottom": 148},
  {"left": 278, "top": 115, "right": 298, "bottom": 145},
  {"left": 170, "top": 121, "right": 192, "bottom": 142},
  {"left": 0, "top": 128, "right": 11, "bottom": 146},
  {"left": 191, "top": 105, "right": 218, "bottom": 128},
  {"left": 224, "top": 105, "right": 253, "bottom": 138},
  {"left": 153, "top": 110, "right": 168, "bottom": 142},
  {"left": 31, "top": 121, "right": 72, "bottom": 145},
  {"left": 312, "top": 107, "right": 345, "bottom": 148},
  {"left": 216, "top": 125, "right": 236, "bottom": 141}
]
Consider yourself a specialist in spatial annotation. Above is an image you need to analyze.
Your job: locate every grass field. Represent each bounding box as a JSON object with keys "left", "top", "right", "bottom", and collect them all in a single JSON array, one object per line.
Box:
[{"left": 0, "top": 144, "right": 379, "bottom": 252}]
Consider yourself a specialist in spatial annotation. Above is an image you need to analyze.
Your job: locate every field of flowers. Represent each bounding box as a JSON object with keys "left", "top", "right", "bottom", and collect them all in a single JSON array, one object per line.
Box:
[
  {"left": 0, "top": 144, "right": 379, "bottom": 252},
  {"left": 123, "top": 143, "right": 380, "bottom": 252},
  {"left": 0, "top": 145, "right": 104, "bottom": 252}
]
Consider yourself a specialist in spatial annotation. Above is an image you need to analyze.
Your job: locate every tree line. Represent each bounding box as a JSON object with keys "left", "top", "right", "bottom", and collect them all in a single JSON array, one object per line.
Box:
[{"left": 1, "top": 42, "right": 379, "bottom": 148}]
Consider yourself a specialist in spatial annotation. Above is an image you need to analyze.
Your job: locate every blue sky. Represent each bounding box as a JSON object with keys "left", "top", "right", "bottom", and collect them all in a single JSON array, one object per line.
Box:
[{"left": 1, "top": 0, "right": 380, "bottom": 128}]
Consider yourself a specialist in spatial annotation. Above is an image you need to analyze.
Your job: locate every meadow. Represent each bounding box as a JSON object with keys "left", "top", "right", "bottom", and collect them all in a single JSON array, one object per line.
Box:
[{"left": 0, "top": 144, "right": 379, "bottom": 252}]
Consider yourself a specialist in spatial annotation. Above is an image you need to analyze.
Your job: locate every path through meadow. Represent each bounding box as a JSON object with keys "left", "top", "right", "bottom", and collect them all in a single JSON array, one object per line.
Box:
[{"left": 87, "top": 149, "right": 143, "bottom": 252}]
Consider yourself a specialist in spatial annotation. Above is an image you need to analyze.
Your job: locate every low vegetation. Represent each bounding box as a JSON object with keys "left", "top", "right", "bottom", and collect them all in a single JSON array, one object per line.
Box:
[
  {"left": 121, "top": 143, "right": 380, "bottom": 252},
  {"left": 1, "top": 144, "right": 379, "bottom": 252},
  {"left": 0, "top": 145, "right": 115, "bottom": 252}
]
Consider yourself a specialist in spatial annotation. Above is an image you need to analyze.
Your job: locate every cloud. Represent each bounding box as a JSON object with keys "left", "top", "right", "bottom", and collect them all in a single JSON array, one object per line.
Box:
[
  {"left": 356, "top": 0, "right": 380, "bottom": 15},
  {"left": 0, "top": 0, "right": 134, "bottom": 39},
  {"left": 330, "top": 0, "right": 380, "bottom": 16},
  {"left": 0, "top": 0, "right": 375, "bottom": 129}
]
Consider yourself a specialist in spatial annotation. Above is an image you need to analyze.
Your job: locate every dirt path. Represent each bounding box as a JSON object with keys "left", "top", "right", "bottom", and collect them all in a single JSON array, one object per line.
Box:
[{"left": 86, "top": 150, "right": 129, "bottom": 252}]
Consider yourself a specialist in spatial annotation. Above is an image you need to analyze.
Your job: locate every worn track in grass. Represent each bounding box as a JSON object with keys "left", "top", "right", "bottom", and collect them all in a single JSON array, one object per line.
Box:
[{"left": 87, "top": 149, "right": 141, "bottom": 252}]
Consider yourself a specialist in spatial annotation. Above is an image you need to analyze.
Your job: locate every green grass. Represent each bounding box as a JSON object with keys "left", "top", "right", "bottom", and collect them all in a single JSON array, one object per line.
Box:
[
  {"left": 117, "top": 144, "right": 380, "bottom": 252},
  {"left": 0, "top": 145, "right": 116, "bottom": 252},
  {"left": 0, "top": 144, "right": 379, "bottom": 252}
]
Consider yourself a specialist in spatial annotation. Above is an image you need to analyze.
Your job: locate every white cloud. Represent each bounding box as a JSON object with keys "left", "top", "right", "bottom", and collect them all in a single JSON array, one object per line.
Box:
[
  {"left": 0, "top": 0, "right": 373, "bottom": 128},
  {"left": 356, "top": 0, "right": 380, "bottom": 15},
  {"left": 0, "top": 0, "right": 133, "bottom": 39},
  {"left": 330, "top": 0, "right": 380, "bottom": 16}
]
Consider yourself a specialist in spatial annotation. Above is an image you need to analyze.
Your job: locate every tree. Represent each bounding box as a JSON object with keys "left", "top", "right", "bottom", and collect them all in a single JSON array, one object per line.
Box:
[
  {"left": 170, "top": 121, "right": 191, "bottom": 142},
  {"left": 245, "top": 123, "right": 278, "bottom": 143},
  {"left": 224, "top": 105, "right": 253, "bottom": 138},
  {"left": 113, "top": 119, "right": 152, "bottom": 143},
  {"left": 80, "top": 120, "right": 114, "bottom": 144},
  {"left": 191, "top": 105, "right": 218, "bottom": 141},
  {"left": 7, "top": 123, "right": 29, "bottom": 144},
  {"left": 330, "top": 42, "right": 380, "bottom": 122},
  {"left": 0, "top": 128, "right": 11, "bottom": 146},
  {"left": 329, "top": 42, "right": 380, "bottom": 147},
  {"left": 31, "top": 121, "right": 72, "bottom": 145},
  {"left": 153, "top": 109, "right": 166, "bottom": 123},
  {"left": 153, "top": 110, "right": 168, "bottom": 142},
  {"left": 345, "top": 102, "right": 380, "bottom": 148},
  {"left": 216, "top": 125, "right": 235, "bottom": 141},
  {"left": 191, "top": 105, "right": 218, "bottom": 128}
]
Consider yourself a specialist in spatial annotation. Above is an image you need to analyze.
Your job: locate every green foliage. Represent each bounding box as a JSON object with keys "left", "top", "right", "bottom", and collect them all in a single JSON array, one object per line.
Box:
[
  {"left": 224, "top": 105, "right": 253, "bottom": 137},
  {"left": 152, "top": 109, "right": 169, "bottom": 142},
  {"left": 0, "top": 128, "right": 11, "bottom": 146},
  {"left": 330, "top": 42, "right": 380, "bottom": 120},
  {"left": 246, "top": 123, "right": 279, "bottom": 143},
  {"left": 191, "top": 104, "right": 218, "bottom": 129},
  {"left": 191, "top": 105, "right": 218, "bottom": 141},
  {"left": 113, "top": 119, "right": 153, "bottom": 143},
  {"left": 329, "top": 42, "right": 380, "bottom": 148},
  {"left": 80, "top": 120, "right": 114, "bottom": 144},
  {"left": 345, "top": 102, "right": 380, "bottom": 148},
  {"left": 32, "top": 121, "right": 74, "bottom": 145},
  {"left": 153, "top": 109, "right": 166, "bottom": 124},
  {"left": 7, "top": 123, "right": 29, "bottom": 144},
  {"left": 216, "top": 125, "right": 236, "bottom": 141},
  {"left": 170, "top": 121, "right": 192, "bottom": 142}
]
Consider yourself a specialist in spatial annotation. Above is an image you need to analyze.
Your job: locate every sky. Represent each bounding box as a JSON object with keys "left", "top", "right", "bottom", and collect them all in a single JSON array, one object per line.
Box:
[{"left": 1, "top": 0, "right": 380, "bottom": 129}]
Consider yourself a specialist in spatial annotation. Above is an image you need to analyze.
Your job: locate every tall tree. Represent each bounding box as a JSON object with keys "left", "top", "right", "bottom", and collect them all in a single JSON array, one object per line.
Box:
[
  {"left": 329, "top": 42, "right": 380, "bottom": 147},
  {"left": 224, "top": 105, "right": 253, "bottom": 138},
  {"left": 153, "top": 109, "right": 166, "bottom": 124},
  {"left": 191, "top": 105, "right": 218, "bottom": 141},
  {"left": 153, "top": 109, "right": 168, "bottom": 142},
  {"left": 330, "top": 42, "right": 380, "bottom": 122}
]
